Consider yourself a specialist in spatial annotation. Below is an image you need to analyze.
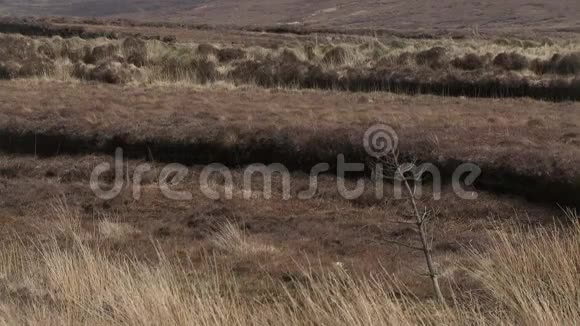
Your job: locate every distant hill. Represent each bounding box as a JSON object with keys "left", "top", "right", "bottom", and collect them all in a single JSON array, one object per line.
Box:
[{"left": 1, "top": 0, "right": 579, "bottom": 32}]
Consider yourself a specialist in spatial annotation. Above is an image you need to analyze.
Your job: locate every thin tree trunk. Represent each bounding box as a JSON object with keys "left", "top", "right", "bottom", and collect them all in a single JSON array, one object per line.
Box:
[{"left": 394, "top": 153, "right": 446, "bottom": 304}]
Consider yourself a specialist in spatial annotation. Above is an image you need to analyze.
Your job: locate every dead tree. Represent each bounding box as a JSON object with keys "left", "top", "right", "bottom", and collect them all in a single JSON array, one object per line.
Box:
[{"left": 375, "top": 149, "right": 446, "bottom": 304}]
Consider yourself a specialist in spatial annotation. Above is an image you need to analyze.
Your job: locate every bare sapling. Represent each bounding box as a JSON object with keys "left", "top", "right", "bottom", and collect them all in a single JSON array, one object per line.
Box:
[{"left": 376, "top": 149, "right": 446, "bottom": 304}]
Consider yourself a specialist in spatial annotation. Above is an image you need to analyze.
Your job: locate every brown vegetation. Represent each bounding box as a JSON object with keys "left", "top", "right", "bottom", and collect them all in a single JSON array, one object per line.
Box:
[
  {"left": 0, "top": 80, "right": 579, "bottom": 206},
  {"left": 2, "top": 32, "right": 580, "bottom": 100},
  {"left": 451, "top": 53, "right": 488, "bottom": 70},
  {"left": 217, "top": 48, "right": 246, "bottom": 63},
  {"left": 0, "top": 154, "right": 576, "bottom": 324},
  {"left": 322, "top": 46, "right": 349, "bottom": 65},
  {"left": 532, "top": 53, "right": 580, "bottom": 75},
  {"left": 73, "top": 61, "right": 142, "bottom": 83},
  {"left": 493, "top": 52, "right": 529, "bottom": 71},
  {"left": 197, "top": 43, "right": 219, "bottom": 56},
  {"left": 415, "top": 46, "right": 448, "bottom": 69},
  {"left": 122, "top": 37, "right": 148, "bottom": 66},
  {"left": 0, "top": 17, "right": 578, "bottom": 324}
]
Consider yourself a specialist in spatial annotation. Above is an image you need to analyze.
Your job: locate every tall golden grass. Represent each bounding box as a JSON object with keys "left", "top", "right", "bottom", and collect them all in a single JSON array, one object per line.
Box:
[
  {"left": 0, "top": 202, "right": 577, "bottom": 325},
  {"left": 3, "top": 32, "right": 580, "bottom": 87}
]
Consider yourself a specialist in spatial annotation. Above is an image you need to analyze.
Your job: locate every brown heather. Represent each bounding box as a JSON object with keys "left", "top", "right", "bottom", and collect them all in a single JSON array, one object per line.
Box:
[
  {"left": 0, "top": 200, "right": 577, "bottom": 325},
  {"left": 0, "top": 18, "right": 579, "bottom": 325},
  {"left": 2, "top": 32, "right": 580, "bottom": 99}
]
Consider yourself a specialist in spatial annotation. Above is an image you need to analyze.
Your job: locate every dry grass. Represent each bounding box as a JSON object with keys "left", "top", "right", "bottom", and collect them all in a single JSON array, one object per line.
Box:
[
  {"left": 50, "top": 198, "right": 85, "bottom": 239},
  {"left": 2, "top": 32, "right": 580, "bottom": 100},
  {"left": 0, "top": 201, "right": 577, "bottom": 325},
  {"left": 469, "top": 214, "right": 580, "bottom": 325},
  {"left": 210, "top": 221, "right": 279, "bottom": 257},
  {"left": 97, "top": 218, "right": 138, "bottom": 241}
]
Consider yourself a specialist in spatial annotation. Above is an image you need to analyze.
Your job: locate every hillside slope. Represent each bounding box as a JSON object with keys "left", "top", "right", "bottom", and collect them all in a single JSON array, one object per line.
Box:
[{"left": 1, "top": 0, "right": 580, "bottom": 31}]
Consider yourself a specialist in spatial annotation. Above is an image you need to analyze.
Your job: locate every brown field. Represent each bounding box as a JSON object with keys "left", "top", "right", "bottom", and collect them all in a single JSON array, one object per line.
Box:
[
  {"left": 1, "top": 80, "right": 579, "bottom": 204},
  {"left": 0, "top": 18, "right": 579, "bottom": 325}
]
